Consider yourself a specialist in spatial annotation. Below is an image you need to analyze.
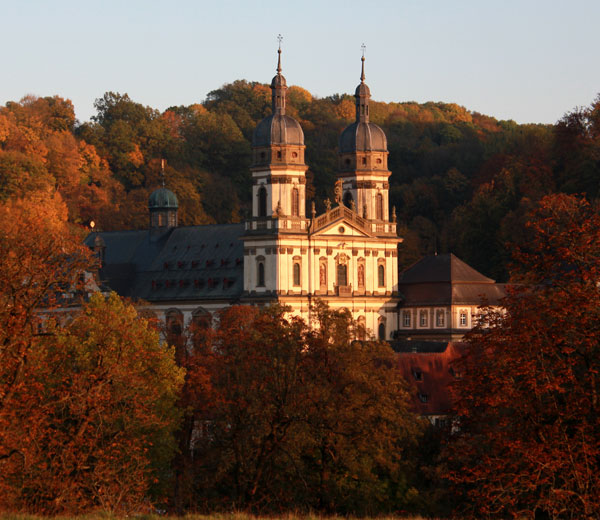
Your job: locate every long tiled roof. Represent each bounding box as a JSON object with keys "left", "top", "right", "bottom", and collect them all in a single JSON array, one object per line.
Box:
[{"left": 85, "top": 224, "right": 245, "bottom": 303}]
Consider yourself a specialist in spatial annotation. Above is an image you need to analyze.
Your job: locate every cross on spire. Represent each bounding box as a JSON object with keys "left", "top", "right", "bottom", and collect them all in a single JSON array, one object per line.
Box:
[
  {"left": 360, "top": 43, "right": 366, "bottom": 82},
  {"left": 277, "top": 34, "right": 283, "bottom": 73}
]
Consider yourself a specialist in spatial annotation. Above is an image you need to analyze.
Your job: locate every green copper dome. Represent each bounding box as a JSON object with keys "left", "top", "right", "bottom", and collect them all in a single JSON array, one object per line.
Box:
[{"left": 149, "top": 187, "right": 178, "bottom": 209}]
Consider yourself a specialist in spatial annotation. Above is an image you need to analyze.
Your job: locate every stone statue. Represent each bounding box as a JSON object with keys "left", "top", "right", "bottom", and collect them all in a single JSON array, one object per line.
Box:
[
  {"left": 392, "top": 206, "right": 397, "bottom": 223},
  {"left": 350, "top": 199, "right": 356, "bottom": 212},
  {"left": 319, "top": 263, "right": 326, "bottom": 286},
  {"left": 311, "top": 200, "right": 316, "bottom": 219},
  {"left": 334, "top": 179, "right": 343, "bottom": 204},
  {"left": 362, "top": 203, "right": 368, "bottom": 219},
  {"left": 325, "top": 198, "right": 331, "bottom": 212}
]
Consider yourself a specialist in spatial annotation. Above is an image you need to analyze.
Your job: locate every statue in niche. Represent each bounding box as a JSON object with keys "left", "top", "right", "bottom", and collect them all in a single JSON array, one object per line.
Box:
[
  {"left": 358, "top": 263, "right": 365, "bottom": 288},
  {"left": 319, "top": 262, "right": 327, "bottom": 287},
  {"left": 334, "top": 178, "right": 343, "bottom": 204}
]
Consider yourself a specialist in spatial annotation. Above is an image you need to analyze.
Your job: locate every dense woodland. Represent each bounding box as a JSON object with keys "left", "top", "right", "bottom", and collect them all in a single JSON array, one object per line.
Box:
[
  {"left": 1, "top": 83, "right": 599, "bottom": 279},
  {"left": 1, "top": 84, "right": 599, "bottom": 517}
]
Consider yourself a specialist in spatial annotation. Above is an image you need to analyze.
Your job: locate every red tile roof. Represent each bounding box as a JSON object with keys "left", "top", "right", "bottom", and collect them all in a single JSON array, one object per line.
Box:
[{"left": 396, "top": 342, "right": 468, "bottom": 416}]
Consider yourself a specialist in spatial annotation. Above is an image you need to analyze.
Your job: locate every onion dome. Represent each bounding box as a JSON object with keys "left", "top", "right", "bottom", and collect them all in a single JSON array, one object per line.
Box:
[
  {"left": 148, "top": 187, "right": 178, "bottom": 210},
  {"left": 252, "top": 45, "right": 304, "bottom": 147},
  {"left": 339, "top": 55, "right": 387, "bottom": 153}
]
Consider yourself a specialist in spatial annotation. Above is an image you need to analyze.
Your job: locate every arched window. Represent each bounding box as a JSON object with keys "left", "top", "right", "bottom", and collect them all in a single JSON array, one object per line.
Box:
[
  {"left": 257, "top": 257, "right": 265, "bottom": 287},
  {"left": 258, "top": 186, "right": 267, "bottom": 217},
  {"left": 165, "top": 308, "right": 185, "bottom": 363},
  {"left": 168, "top": 210, "right": 177, "bottom": 227},
  {"left": 378, "top": 263, "right": 385, "bottom": 287},
  {"left": 337, "top": 263, "right": 348, "bottom": 287},
  {"left": 191, "top": 308, "right": 211, "bottom": 348},
  {"left": 375, "top": 193, "right": 383, "bottom": 220},
  {"left": 343, "top": 191, "right": 353, "bottom": 208},
  {"left": 293, "top": 261, "right": 301, "bottom": 286},
  {"left": 378, "top": 320, "right": 386, "bottom": 341},
  {"left": 291, "top": 187, "right": 299, "bottom": 217}
]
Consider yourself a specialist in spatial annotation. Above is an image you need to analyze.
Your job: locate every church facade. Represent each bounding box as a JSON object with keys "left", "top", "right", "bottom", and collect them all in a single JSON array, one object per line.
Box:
[{"left": 87, "top": 49, "right": 401, "bottom": 340}]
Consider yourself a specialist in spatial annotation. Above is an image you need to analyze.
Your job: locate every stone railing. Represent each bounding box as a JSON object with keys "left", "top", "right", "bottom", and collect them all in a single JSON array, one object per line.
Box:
[{"left": 313, "top": 205, "right": 369, "bottom": 234}]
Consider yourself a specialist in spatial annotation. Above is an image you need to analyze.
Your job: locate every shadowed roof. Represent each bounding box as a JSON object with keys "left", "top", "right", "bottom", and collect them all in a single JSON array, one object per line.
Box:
[
  {"left": 85, "top": 224, "right": 245, "bottom": 303},
  {"left": 398, "top": 253, "right": 506, "bottom": 306}
]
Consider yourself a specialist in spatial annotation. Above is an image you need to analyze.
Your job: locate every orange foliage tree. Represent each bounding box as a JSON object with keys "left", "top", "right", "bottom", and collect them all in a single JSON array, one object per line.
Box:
[
  {"left": 180, "top": 303, "right": 422, "bottom": 514},
  {"left": 445, "top": 193, "right": 600, "bottom": 518},
  {"left": 0, "top": 191, "right": 183, "bottom": 514}
]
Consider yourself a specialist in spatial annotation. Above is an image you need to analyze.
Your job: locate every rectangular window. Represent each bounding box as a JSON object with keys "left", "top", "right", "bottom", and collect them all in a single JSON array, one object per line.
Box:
[
  {"left": 460, "top": 311, "right": 468, "bottom": 327},
  {"left": 402, "top": 311, "right": 411, "bottom": 327},
  {"left": 436, "top": 310, "right": 445, "bottom": 327},
  {"left": 419, "top": 310, "right": 428, "bottom": 327}
]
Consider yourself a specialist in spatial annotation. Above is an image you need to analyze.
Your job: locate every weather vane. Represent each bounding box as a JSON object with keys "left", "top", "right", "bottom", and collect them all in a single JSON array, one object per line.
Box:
[
  {"left": 277, "top": 34, "right": 283, "bottom": 50},
  {"left": 361, "top": 43, "right": 366, "bottom": 57}
]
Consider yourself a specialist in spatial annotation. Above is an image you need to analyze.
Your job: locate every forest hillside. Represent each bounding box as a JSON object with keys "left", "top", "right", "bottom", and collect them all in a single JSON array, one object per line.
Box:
[{"left": 1, "top": 83, "right": 598, "bottom": 280}]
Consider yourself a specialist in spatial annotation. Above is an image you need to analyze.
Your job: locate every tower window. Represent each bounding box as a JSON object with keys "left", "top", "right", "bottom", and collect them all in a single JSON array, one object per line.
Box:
[
  {"left": 376, "top": 193, "right": 383, "bottom": 220},
  {"left": 258, "top": 186, "right": 267, "bottom": 217},
  {"left": 291, "top": 188, "right": 299, "bottom": 217},
  {"left": 343, "top": 191, "right": 353, "bottom": 208},
  {"left": 293, "top": 262, "right": 301, "bottom": 286},
  {"left": 362, "top": 157, "right": 367, "bottom": 165},
  {"left": 378, "top": 264, "right": 385, "bottom": 287},
  {"left": 277, "top": 151, "right": 282, "bottom": 159},
  {"left": 257, "top": 260, "right": 265, "bottom": 287}
]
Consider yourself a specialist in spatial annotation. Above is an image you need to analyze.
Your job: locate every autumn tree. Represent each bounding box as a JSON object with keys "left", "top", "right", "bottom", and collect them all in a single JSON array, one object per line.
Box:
[
  {"left": 445, "top": 193, "right": 600, "bottom": 518},
  {"left": 184, "top": 303, "right": 423, "bottom": 514},
  {"left": 0, "top": 191, "right": 183, "bottom": 513}
]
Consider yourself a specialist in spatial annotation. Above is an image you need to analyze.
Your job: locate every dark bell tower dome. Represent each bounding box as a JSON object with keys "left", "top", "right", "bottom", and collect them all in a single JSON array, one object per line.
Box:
[
  {"left": 339, "top": 54, "right": 388, "bottom": 157},
  {"left": 149, "top": 187, "right": 178, "bottom": 229},
  {"left": 337, "top": 51, "right": 391, "bottom": 226},
  {"left": 252, "top": 44, "right": 305, "bottom": 164}
]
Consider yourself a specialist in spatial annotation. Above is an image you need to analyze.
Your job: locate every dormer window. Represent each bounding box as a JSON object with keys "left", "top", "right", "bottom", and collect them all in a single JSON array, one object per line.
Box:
[
  {"left": 412, "top": 369, "right": 423, "bottom": 381},
  {"left": 418, "top": 393, "right": 428, "bottom": 403}
]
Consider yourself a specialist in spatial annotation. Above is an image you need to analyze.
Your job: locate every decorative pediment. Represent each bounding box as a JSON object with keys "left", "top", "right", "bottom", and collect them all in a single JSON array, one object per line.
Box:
[{"left": 311, "top": 205, "right": 374, "bottom": 238}]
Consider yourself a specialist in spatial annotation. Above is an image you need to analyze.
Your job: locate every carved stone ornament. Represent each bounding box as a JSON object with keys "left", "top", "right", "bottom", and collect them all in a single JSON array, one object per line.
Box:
[{"left": 334, "top": 178, "right": 343, "bottom": 204}]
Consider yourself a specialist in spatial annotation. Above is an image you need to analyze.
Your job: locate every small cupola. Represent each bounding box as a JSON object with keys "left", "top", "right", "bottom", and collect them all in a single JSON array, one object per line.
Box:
[{"left": 149, "top": 160, "right": 178, "bottom": 229}]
